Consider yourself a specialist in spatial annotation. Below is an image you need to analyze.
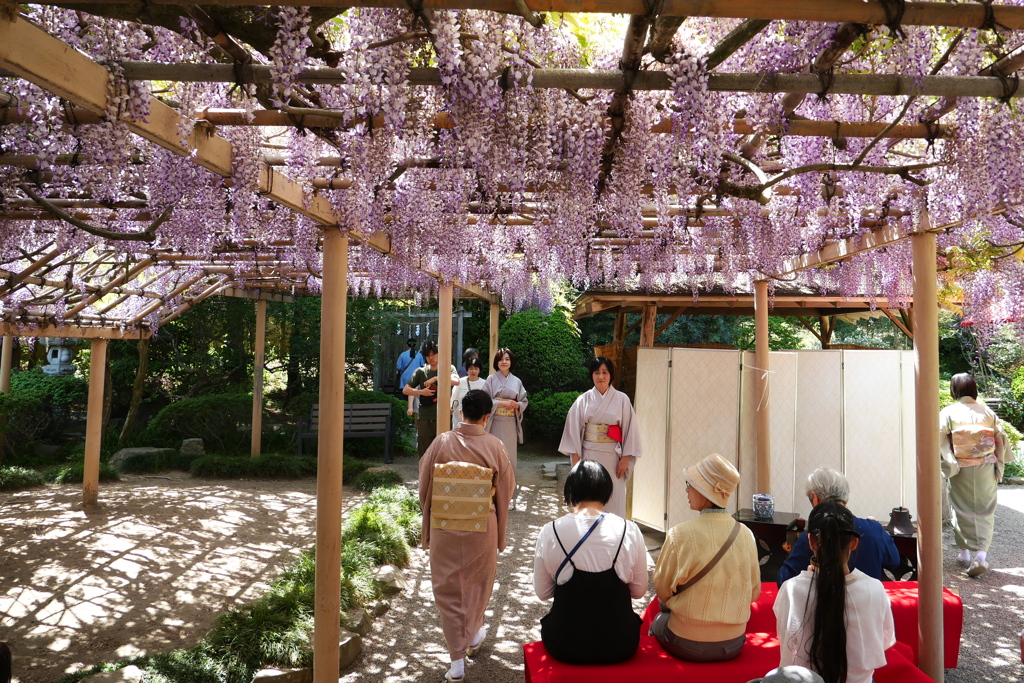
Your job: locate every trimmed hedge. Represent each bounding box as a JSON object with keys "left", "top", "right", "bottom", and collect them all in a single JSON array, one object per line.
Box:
[
  {"left": 0, "top": 465, "right": 46, "bottom": 491},
  {"left": 45, "top": 461, "right": 120, "bottom": 484},
  {"left": 143, "top": 394, "right": 253, "bottom": 454},
  {"left": 497, "top": 308, "right": 589, "bottom": 393},
  {"left": 528, "top": 390, "right": 582, "bottom": 440},
  {"left": 190, "top": 454, "right": 317, "bottom": 479},
  {"left": 120, "top": 450, "right": 200, "bottom": 473},
  {"left": 353, "top": 466, "right": 404, "bottom": 492}
]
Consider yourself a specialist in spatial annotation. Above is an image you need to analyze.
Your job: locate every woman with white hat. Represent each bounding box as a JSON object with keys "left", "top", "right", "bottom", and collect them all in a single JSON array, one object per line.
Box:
[{"left": 650, "top": 453, "right": 761, "bottom": 662}]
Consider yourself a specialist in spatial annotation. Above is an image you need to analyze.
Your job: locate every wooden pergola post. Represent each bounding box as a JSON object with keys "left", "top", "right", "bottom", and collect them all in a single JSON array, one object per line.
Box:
[
  {"left": 0, "top": 335, "right": 13, "bottom": 393},
  {"left": 818, "top": 315, "right": 834, "bottom": 349},
  {"left": 83, "top": 338, "right": 108, "bottom": 509},
  {"left": 489, "top": 301, "right": 500, "bottom": 364},
  {"left": 313, "top": 230, "right": 347, "bottom": 683},
  {"left": 639, "top": 304, "right": 657, "bottom": 347},
  {"left": 912, "top": 218, "right": 943, "bottom": 683},
  {"left": 612, "top": 310, "right": 627, "bottom": 346},
  {"left": 437, "top": 283, "right": 454, "bottom": 436},
  {"left": 754, "top": 279, "right": 772, "bottom": 494},
  {"left": 251, "top": 298, "right": 267, "bottom": 457}
]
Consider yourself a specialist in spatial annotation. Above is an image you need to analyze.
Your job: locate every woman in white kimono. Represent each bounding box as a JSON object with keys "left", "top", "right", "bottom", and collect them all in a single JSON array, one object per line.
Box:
[
  {"left": 483, "top": 347, "right": 528, "bottom": 508},
  {"left": 559, "top": 357, "right": 642, "bottom": 519},
  {"left": 452, "top": 357, "right": 486, "bottom": 430},
  {"left": 939, "top": 373, "right": 1009, "bottom": 577}
]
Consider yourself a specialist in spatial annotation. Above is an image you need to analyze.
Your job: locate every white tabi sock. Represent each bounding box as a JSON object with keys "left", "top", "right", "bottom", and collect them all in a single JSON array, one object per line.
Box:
[
  {"left": 974, "top": 550, "right": 987, "bottom": 564},
  {"left": 958, "top": 549, "right": 971, "bottom": 563},
  {"left": 471, "top": 626, "right": 488, "bottom": 648},
  {"left": 449, "top": 658, "right": 465, "bottom": 679}
]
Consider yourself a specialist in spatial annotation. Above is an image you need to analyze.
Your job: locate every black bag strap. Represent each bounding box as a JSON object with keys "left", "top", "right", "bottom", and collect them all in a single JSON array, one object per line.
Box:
[
  {"left": 554, "top": 514, "right": 606, "bottom": 583},
  {"left": 398, "top": 351, "right": 416, "bottom": 375},
  {"left": 612, "top": 519, "right": 628, "bottom": 565},
  {"left": 673, "top": 519, "right": 742, "bottom": 596}
]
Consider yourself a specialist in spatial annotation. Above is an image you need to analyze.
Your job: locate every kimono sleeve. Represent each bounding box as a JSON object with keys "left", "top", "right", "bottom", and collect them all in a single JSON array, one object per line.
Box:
[
  {"left": 618, "top": 392, "right": 642, "bottom": 459},
  {"left": 558, "top": 393, "right": 585, "bottom": 457}
]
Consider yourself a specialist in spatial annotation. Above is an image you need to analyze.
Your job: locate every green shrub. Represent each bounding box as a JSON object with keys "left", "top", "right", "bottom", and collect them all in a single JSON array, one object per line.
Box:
[
  {"left": 353, "top": 466, "right": 404, "bottom": 492},
  {"left": 45, "top": 461, "right": 120, "bottom": 484},
  {"left": 143, "top": 394, "right": 253, "bottom": 454},
  {"left": 342, "top": 498, "right": 411, "bottom": 567},
  {"left": 528, "top": 390, "right": 582, "bottom": 440},
  {"left": 343, "top": 455, "right": 370, "bottom": 483},
  {"left": 0, "top": 465, "right": 46, "bottom": 491},
  {"left": 190, "top": 454, "right": 316, "bottom": 479},
  {"left": 498, "top": 308, "right": 589, "bottom": 393},
  {"left": 120, "top": 450, "right": 198, "bottom": 473},
  {"left": 367, "top": 485, "right": 423, "bottom": 546}
]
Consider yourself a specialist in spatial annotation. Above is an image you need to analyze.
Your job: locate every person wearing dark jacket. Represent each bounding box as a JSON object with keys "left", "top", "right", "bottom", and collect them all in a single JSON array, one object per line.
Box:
[{"left": 776, "top": 468, "right": 900, "bottom": 586}]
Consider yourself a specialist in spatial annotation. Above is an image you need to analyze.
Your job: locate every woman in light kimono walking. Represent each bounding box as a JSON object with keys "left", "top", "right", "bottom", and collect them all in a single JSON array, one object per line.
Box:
[
  {"left": 940, "top": 373, "right": 1010, "bottom": 577},
  {"left": 558, "top": 357, "right": 642, "bottom": 519},
  {"left": 483, "top": 347, "right": 528, "bottom": 508}
]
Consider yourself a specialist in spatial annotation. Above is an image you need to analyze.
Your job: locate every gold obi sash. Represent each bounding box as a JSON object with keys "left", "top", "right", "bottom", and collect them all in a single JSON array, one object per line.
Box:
[
  {"left": 494, "top": 407, "right": 516, "bottom": 417},
  {"left": 951, "top": 424, "right": 996, "bottom": 466},
  {"left": 584, "top": 423, "right": 616, "bottom": 443},
  {"left": 431, "top": 461, "right": 495, "bottom": 532}
]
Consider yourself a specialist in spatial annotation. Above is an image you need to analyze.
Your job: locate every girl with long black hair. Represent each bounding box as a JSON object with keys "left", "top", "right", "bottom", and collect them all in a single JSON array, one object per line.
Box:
[{"left": 773, "top": 502, "right": 895, "bottom": 683}]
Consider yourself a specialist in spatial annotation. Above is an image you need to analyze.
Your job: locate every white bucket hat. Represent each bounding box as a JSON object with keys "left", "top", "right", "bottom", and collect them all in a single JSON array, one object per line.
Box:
[{"left": 684, "top": 453, "right": 740, "bottom": 508}]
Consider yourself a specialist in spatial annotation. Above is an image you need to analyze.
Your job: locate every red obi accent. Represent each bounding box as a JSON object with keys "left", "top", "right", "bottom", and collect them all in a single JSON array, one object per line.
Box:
[{"left": 607, "top": 424, "right": 623, "bottom": 443}]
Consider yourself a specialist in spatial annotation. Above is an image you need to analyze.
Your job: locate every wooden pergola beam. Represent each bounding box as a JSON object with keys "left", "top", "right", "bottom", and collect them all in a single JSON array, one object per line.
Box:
[
  {"left": 0, "top": 322, "right": 151, "bottom": 339},
  {"left": 112, "top": 62, "right": 1024, "bottom": 100},
  {"left": 0, "top": 14, "right": 497, "bottom": 305},
  {"left": 35, "top": 0, "right": 1024, "bottom": 30},
  {"left": 879, "top": 304, "right": 914, "bottom": 340}
]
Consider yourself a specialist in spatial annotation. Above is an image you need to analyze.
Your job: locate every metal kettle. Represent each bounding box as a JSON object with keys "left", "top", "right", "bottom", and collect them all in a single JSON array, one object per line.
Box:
[{"left": 884, "top": 506, "right": 916, "bottom": 536}]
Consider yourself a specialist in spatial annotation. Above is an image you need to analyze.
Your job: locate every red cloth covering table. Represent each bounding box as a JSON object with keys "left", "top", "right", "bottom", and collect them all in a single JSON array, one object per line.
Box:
[{"left": 523, "top": 637, "right": 930, "bottom": 683}]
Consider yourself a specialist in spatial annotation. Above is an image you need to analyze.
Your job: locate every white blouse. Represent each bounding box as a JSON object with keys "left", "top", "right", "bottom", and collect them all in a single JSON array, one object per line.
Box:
[
  {"left": 452, "top": 377, "right": 486, "bottom": 427},
  {"left": 533, "top": 512, "right": 649, "bottom": 601},
  {"left": 774, "top": 569, "right": 895, "bottom": 683}
]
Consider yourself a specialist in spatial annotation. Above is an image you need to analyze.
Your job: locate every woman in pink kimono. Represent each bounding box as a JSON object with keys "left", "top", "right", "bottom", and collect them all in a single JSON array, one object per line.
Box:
[
  {"left": 559, "top": 357, "right": 642, "bottom": 519},
  {"left": 419, "top": 390, "right": 516, "bottom": 682},
  {"left": 483, "top": 347, "right": 527, "bottom": 508}
]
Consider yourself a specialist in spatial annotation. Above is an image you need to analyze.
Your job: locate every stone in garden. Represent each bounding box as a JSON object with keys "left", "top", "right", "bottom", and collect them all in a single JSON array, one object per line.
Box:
[
  {"left": 33, "top": 443, "right": 61, "bottom": 458},
  {"left": 373, "top": 564, "right": 408, "bottom": 595},
  {"left": 81, "top": 666, "right": 144, "bottom": 683},
  {"left": 110, "top": 447, "right": 176, "bottom": 470},
  {"left": 179, "top": 438, "right": 205, "bottom": 456},
  {"left": 338, "top": 629, "right": 362, "bottom": 669},
  {"left": 367, "top": 599, "right": 390, "bottom": 617},
  {"left": 1005, "top": 476, "right": 1024, "bottom": 485},
  {"left": 252, "top": 668, "right": 312, "bottom": 683},
  {"left": 345, "top": 608, "right": 373, "bottom": 636}
]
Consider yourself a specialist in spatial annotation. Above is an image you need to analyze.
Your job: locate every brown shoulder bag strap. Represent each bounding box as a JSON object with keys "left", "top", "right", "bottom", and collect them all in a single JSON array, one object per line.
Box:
[{"left": 673, "top": 519, "right": 743, "bottom": 596}]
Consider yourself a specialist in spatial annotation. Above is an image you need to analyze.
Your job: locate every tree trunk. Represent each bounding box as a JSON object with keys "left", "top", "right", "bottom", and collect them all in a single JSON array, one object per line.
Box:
[{"left": 119, "top": 337, "right": 149, "bottom": 444}]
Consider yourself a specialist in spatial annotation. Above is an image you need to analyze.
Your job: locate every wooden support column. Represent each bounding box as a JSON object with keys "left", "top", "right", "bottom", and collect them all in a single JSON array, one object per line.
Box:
[
  {"left": 638, "top": 304, "right": 657, "bottom": 347},
  {"left": 0, "top": 335, "right": 13, "bottom": 393},
  {"left": 612, "top": 311, "right": 627, "bottom": 346},
  {"left": 313, "top": 230, "right": 347, "bottom": 683},
  {"left": 754, "top": 279, "right": 772, "bottom": 494},
  {"left": 489, "top": 301, "right": 500, "bottom": 364},
  {"left": 83, "top": 338, "right": 108, "bottom": 509},
  {"left": 818, "top": 315, "right": 834, "bottom": 349},
  {"left": 251, "top": 298, "right": 267, "bottom": 457},
  {"left": 437, "top": 283, "right": 454, "bottom": 437},
  {"left": 912, "top": 220, "right": 943, "bottom": 683}
]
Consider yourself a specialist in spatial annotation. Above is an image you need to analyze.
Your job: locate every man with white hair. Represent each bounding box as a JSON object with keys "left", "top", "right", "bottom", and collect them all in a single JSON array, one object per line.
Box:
[{"left": 776, "top": 467, "right": 900, "bottom": 586}]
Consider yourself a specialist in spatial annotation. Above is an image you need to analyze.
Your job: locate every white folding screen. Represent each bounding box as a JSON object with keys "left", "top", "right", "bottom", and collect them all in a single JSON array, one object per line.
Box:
[
  {"left": 634, "top": 348, "right": 918, "bottom": 530},
  {"left": 667, "top": 349, "right": 742, "bottom": 528},
  {"left": 632, "top": 348, "right": 670, "bottom": 530}
]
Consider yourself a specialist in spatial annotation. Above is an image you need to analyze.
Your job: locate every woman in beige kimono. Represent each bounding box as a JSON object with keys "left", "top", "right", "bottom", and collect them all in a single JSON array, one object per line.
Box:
[
  {"left": 419, "top": 389, "right": 516, "bottom": 682},
  {"left": 558, "top": 357, "right": 642, "bottom": 519},
  {"left": 482, "top": 347, "right": 527, "bottom": 508},
  {"left": 939, "top": 373, "right": 1009, "bottom": 577}
]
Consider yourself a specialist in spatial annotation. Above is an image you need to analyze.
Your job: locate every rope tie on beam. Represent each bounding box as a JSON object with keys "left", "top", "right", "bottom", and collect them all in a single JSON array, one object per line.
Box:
[
  {"left": 994, "top": 66, "right": 1021, "bottom": 103},
  {"left": 880, "top": 0, "right": 908, "bottom": 40},
  {"left": 815, "top": 67, "right": 835, "bottom": 102},
  {"left": 977, "top": 0, "right": 1010, "bottom": 33}
]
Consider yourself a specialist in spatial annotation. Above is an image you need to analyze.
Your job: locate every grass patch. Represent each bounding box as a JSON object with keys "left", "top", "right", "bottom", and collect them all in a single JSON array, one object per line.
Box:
[
  {"left": 0, "top": 465, "right": 46, "bottom": 491},
  {"left": 50, "top": 485, "right": 421, "bottom": 683},
  {"left": 190, "top": 454, "right": 316, "bottom": 479},
  {"left": 352, "top": 466, "right": 403, "bottom": 492},
  {"left": 44, "top": 461, "right": 120, "bottom": 484}
]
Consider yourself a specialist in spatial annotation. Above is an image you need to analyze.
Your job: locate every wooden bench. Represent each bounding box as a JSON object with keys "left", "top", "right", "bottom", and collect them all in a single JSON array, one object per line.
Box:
[{"left": 297, "top": 402, "right": 395, "bottom": 463}]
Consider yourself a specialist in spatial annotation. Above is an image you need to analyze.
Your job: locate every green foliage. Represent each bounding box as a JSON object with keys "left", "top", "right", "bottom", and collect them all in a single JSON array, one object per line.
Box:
[
  {"left": 48, "top": 486, "right": 420, "bottom": 683},
  {"left": 0, "top": 465, "right": 46, "bottom": 491},
  {"left": 45, "top": 460, "right": 120, "bottom": 484},
  {"left": 529, "top": 391, "right": 582, "bottom": 440},
  {"left": 353, "top": 466, "right": 404, "bottom": 492},
  {"left": 10, "top": 369, "right": 89, "bottom": 406},
  {"left": 499, "top": 307, "right": 589, "bottom": 393},
  {"left": 120, "top": 450, "right": 199, "bottom": 473},
  {"left": 1010, "top": 365, "right": 1024, "bottom": 407},
  {"left": 143, "top": 394, "right": 253, "bottom": 454},
  {"left": 736, "top": 317, "right": 806, "bottom": 351},
  {"left": 343, "top": 455, "right": 371, "bottom": 483},
  {"left": 1003, "top": 422, "right": 1022, "bottom": 452},
  {"left": 939, "top": 387, "right": 955, "bottom": 410},
  {"left": 346, "top": 390, "right": 414, "bottom": 428},
  {"left": 0, "top": 370, "right": 90, "bottom": 458},
  {"left": 190, "top": 454, "right": 316, "bottom": 479}
]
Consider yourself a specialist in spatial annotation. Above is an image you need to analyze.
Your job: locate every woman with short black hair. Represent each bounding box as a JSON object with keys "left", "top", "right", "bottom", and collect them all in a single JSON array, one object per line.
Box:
[
  {"left": 558, "top": 356, "right": 642, "bottom": 518},
  {"left": 533, "top": 460, "right": 646, "bottom": 665},
  {"left": 940, "top": 372, "right": 1010, "bottom": 576},
  {"left": 774, "top": 502, "right": 895, "bottom": 683},
  {"left": 483, "top": 347, "right": 527, "bottom": 508}
]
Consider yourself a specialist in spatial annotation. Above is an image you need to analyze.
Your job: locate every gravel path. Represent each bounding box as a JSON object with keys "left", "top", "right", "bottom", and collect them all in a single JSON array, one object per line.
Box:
[{"left": 2, "top": 463, "right": 1023, "bottom": 682}]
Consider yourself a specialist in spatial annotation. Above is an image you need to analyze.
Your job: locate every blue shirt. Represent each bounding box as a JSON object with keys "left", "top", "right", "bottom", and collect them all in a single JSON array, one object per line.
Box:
[
  {"left": 396, "top": 350, "right": 424, "bottom": 388},
  {"left": 776, "top": 516, "right": 900, "bottom": 586}
]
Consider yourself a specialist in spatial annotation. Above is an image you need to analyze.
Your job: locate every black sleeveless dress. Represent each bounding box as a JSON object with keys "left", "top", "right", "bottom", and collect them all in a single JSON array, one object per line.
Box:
[{"left": 539, "top": 514, "right": 642, "bottom": 664}]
